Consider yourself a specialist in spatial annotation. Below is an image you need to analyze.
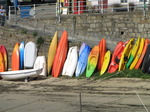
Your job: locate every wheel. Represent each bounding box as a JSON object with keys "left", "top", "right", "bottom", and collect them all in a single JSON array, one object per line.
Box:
[{"left": 25, "top": 77, "right": 29, "bottom": 82}]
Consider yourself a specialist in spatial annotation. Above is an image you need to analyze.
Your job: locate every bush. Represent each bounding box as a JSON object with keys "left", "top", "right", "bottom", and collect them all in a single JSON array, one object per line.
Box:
[
  {"left": 20, "top": 29, "right": 27, "bottom": 34},
  {"left": 33, "top": 31, "right": 38, "bottom": 37},
  {"left": 36, "top": 36, "right": 44, "bottom": 49}
]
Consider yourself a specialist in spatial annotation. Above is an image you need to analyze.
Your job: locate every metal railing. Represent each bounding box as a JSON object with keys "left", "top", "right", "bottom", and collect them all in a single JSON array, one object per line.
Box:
[
  {"left": 8, "top": 3, "right": 57, "bottom": 21},
  {"left": 58, "top": 1, "right": 150, "bottom": 15},
  {"left": 8, "top": 1, "right": 150, "bottom": 22}
]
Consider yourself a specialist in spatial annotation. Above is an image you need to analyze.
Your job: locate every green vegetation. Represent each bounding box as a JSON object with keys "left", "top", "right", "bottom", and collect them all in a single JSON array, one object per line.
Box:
[
  {"left": 20, "top": 29, "right": 27, "bottom": 34},
  {"left": 36, "top": 36, "right": 44, "bottom": 49},
  {"left": 33, "top": 31, "right": 38, "bottom": 37},
  {"left": 77, "top": 69, "right": 150, "bottom": 80}
]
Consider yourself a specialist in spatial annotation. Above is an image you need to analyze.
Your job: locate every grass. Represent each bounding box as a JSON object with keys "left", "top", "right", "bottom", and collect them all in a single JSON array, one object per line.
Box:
[
  {"left": 77, "top": 68, "right": 150, "bottom": 80},
  {"left": 48, "top": 68, "right": 150, "bottom": 80},
  {"left": 33, "top": 31, "right": 38, "bottom": 37},
  {"left": 36, "top": 36, "right": 44, "bottom": 49},
  {"left": 20, "top": 29, "right": 27, "bottom": 34}
]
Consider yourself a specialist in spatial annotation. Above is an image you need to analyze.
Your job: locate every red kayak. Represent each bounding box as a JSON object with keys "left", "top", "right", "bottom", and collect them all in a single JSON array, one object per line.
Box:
[
  {"left": 108, "top": 41, "right": 128, "bottom": 73},
  {"left": 0, "top": 45, "right": 8, "bottom": 71},
  {"left": 52, "top": 31, "right": 68, "bottom": 78}
]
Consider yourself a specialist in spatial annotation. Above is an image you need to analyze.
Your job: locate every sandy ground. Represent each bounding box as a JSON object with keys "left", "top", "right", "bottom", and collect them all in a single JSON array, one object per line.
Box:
[{"left": 0, "top": 77, "right": 150, "bottom": 112}]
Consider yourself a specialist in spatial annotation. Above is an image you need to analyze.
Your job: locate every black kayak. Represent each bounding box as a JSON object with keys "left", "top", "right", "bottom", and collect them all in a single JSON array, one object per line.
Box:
[{"left": 141, "top": 44, "right": 150, "bottom": 73}]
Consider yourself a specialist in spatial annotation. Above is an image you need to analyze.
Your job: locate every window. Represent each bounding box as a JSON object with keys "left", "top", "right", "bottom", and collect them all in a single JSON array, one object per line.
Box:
[{"left": 121, "top": 0, "right": 127, "bottom": 3}]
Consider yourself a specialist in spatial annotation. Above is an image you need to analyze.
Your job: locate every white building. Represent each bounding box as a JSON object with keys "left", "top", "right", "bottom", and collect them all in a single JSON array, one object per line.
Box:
[{"left": 108, "top": 0, "right": 149, "bottom": 5}]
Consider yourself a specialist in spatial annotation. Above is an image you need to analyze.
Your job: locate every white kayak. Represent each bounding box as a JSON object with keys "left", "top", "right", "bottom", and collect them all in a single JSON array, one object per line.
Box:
[
  {"left": 0, "top": 56, "right": 46, "bottom": 81},
  {"left": 62, "top": 46, "right": 78, "bottom": 77},
  {"left": 24, "top": 41, "right": 37, "bottom": 68},
  {"left": 34, "top": 56, "right": 47, "bottom": 77}
]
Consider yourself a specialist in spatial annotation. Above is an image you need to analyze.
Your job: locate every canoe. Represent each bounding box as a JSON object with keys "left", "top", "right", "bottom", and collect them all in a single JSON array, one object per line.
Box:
[
  {"left": 86, "top": 45, "right": 99, "bottom": 77},
  {"left": 62, "top": 46, "right": 78, "bottom": 77},
  {"left": 47, "top": 31, "right": 57, "bottom": 75},
  {"left": 0, "top": 56, "right": 45, "bottom": 81},
  {"left": 100, "top": 50, "right": 111, "bottom": 75},
  {"left": 97, "top": 38, "right": 106, "bottom": 71},
  {"left": 130, "top": 38, "right": 145, "bottom": 70},
  {"left": 135, "top": 39, "right": 150, "bottom": 69},
  {"left": 75, "top": 45, "right": 91, "bottom": 77},
  {"left": 79, "top": 43, "right": 87, "bottom": 56},
  {"left": 126, "top": 37, "right": 140, "bottom": 68},
  {"left": 108, "top": 41, "right": 127, "bottom": 73},
  {"left": 24, "top": 41, "right": 37, "bottom": 68},
  {"left": 0, "top": 45, "right": 8, "bottom": 71},
  {"left": 118, "top": 38, "right": 134, "bottom": 71},
  {"left": 19, "top": 41, "right": 25, "bottom": 70},
  {"left": 52, "top": 30, "right": 68, "bottom": 78},
  {"left": 141, "top": 44, "right": 150, "bottom": 73},
  {"left": 0, "top": 69, "right": 42, "bottom": 81},
  {"left": 12, "top": 43, "right": 20, "bottom": 71}
]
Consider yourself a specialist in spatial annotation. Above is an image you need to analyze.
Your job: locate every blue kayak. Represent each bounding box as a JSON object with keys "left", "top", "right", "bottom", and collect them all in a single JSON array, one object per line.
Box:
[
  {"left": 79, "top": 42, "right": 87, "bottom": 56},
  {"left": 19, "top": 41, "right": 25, "bottom": 70},
  {"left": 75, "top": 45, "right": 91, "bottom": 77}
]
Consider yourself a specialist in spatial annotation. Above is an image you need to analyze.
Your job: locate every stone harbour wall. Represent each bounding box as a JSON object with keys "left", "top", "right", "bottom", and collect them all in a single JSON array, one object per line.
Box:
[
  {"left": 2, "top": 11, "right": 150, "bottom": 68},
  {"left": 11, "top": 11, "right": 150, "bottom": 48}
]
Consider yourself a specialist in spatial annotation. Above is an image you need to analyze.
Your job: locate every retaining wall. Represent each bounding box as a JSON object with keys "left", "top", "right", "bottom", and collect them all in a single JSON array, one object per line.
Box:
[{"left": 2, "top": 11, "right": 150, "bottom": 68}]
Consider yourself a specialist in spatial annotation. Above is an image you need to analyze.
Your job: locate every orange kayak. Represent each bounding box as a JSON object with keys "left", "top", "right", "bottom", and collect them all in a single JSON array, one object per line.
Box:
[
  {"left": 12, "top": 43, "right": 20, "bottom": 71},
  {"left": 97, "top": 38, "right": 106, "bottom": 71},
  {"left": 52, "top": 31, "right": 68, "bottom": 78},
  {"left": 135, "top": 39, "right": 150, "bottom": 69}
]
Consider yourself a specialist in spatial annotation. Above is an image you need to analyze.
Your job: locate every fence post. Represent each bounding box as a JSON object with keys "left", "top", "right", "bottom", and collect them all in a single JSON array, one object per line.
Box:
[
  {"left": 78, "top": 1, "right": 80, "bottom": 15},
  {"left": 8, "top": 6, "right": 11, "bottom": 20},
  {"left": 58, "top": 0, "right": 61, "bottom": 23},
  {"left": 127, "top": 3, "right": 129, "bottom": 12},
  {"left": 79, "top": 92, "right": 82, "bottom": 112},
  {"left": 143, "top": 0, "right": 146, "bottom": 17},
  {"left": 56, "top": 2, "right": 58, "bottom": 17},
  {"left": 34, "top": 4, "right": 35, "bottom": 18},
  {"left": 15, "top": 6, "right": 17, "bottom": 24},
  {"left": 101, "top": 0, "right": 103, "bottom": 13}
]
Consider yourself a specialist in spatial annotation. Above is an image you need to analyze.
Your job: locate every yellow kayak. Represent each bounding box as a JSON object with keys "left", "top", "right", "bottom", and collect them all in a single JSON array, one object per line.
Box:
[
  {"left": 100, "top": 50, "right": 111, "bottom": 75},
  {"left": 130, "top": 38, "right": 145, "bottom": 70},
  {"left": 118, "top": 38, "right": 134, "bottom": 71},
  {"left": 126, "top": 37, "right": 140, "bottom": 68},
  {"left": 47, "top": 31, "right": 58, "bottom": 75}
]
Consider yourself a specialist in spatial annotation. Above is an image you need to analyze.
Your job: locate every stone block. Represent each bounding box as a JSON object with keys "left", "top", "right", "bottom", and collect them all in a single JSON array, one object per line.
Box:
[
  {"left": 106, "top": 22, "right": 112, "bottom": 27},
  {"left": 133, "top": 18, "right": 141, "bottom": 23},
  {"left": 145, "top": 24, "right": 150, "bottom": 29},
  {"left": 127, "top": 23, "right": 135, "bottom": 28},
  {"left": 117, "top": 23, "right": 126, "bottom": 28},
  {"left": 87, "top": 28, "right": 93, "bottom": 32},
  {"left": 90, "top": 24, "right": 96, "bottom": 28}
]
